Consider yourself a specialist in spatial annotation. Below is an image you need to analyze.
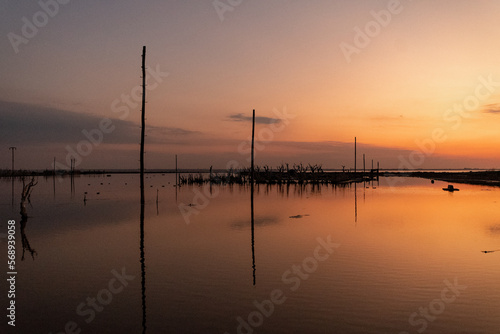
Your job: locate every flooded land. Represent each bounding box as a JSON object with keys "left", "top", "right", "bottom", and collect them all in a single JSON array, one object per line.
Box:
[{"left": 1, "top": 174, "right": 499, "bottom": 333}]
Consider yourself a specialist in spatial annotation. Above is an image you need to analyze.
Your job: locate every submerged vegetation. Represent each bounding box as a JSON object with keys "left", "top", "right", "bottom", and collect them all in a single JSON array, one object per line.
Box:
[{"left": 178, "top": 163, "right": 379, "bottom": 185}]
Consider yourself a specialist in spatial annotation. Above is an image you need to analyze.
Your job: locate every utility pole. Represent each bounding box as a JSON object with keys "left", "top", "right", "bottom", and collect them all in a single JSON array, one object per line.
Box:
[
  {"left": 9, "top": 147, "right": 16, "bottom": 174},
  {"left": 139, "top": 45, "right": 147, "bottom": 332},
  {"left": 354, "top": 137, "right": 356, "bottom": 174},
  {"left": 140, "top": 46, "right": 146, "bottom": 194},
  {"left": 363, "top": 154, "right": 365, "bottom": 174}
]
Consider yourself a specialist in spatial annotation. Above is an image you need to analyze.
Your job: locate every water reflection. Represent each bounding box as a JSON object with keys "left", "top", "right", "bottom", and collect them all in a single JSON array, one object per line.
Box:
[
  {"left": 251, "top": 179, "right": 256, "bottom": 286},
  {"left": 354, "top": 183, "right": 357, "bottom": 224},
  {"left": 4, "top": 175, "right": 500, "bottom": 332},
  {"left": 140, "top": 169, "right": 147, "bottom": 332},
  {"left": 70, "top": 174, "right": 75, "bottom": 198},
  {"left": 20, "top": 177, "right": 38, "bottom": 260},
  {"left": 11, "top": 177, "right": 14, "bottom": 208}
]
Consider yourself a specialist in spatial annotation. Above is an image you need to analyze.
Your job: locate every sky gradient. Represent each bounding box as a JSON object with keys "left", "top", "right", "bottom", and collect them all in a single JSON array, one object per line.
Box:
[{"left": 1, "top": 0, "right": 500, "bottom": 170}]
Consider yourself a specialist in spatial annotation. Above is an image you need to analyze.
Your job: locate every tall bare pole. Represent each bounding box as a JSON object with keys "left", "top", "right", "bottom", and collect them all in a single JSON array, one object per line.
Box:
[
  {"left": 140, "top": 46, "right": 146, "bottom": 191},
  {"left": 9, "top": 147, "right": 16, "bottom": 174},
  {"left": 363, "top": 154, "right": 365, "bottom": 174},
  {"left": 139, "top": 45, "right": 147, "bottom": 333},
  {"left": 354, "top": 137, "right": 356, "bottom": 173}
]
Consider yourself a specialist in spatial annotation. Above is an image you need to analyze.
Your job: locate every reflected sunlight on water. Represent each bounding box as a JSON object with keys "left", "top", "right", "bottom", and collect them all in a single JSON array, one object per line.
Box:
[{"left": 0, "top": 175, "right": 499, "bottom": 333}]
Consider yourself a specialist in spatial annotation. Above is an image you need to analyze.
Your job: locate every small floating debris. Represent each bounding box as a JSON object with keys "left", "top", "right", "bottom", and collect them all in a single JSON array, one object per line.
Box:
[
  {"left": 442, "top": 185, "right": 459, "bottom": 192},
  {"left": 481, "top": 249, "right": 500, "bottom": 253},
  {"left": 289, "top": 214, "right": 310, "bottom": 219},
  {"left": 106, "top": 174, "right": 111, "bottom": 177}
]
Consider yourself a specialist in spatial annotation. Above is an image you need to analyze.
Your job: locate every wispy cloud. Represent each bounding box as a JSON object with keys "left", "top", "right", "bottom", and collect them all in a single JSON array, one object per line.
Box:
[
  {"left": 227, "top": 113, "right": 281, "bottom": 124},
  {"left": 0, "top": 100, "right": 197, "bottom": 146},
  {"left": 482, "top": 103, "right": 500, "bottom": 114}
]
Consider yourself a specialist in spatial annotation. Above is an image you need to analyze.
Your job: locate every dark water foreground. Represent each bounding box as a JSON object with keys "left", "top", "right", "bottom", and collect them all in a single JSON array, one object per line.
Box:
[{"left": 1, "top": 175, "right": 499, "bottom": 333}]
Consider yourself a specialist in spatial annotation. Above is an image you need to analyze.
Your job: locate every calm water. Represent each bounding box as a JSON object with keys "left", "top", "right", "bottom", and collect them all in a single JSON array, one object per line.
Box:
[{"left": 1, "top": 174, "right": 500, "bottom": 333}]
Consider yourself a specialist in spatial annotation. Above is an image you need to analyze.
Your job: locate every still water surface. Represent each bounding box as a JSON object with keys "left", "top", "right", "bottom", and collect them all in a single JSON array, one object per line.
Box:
[{"left": 1, "top": 175, "right": 499, "bottom": 333}]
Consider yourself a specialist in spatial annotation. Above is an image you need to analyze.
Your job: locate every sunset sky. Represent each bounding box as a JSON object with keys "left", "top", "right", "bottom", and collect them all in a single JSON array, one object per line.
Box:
[{"left": 1, "top": 0, "right": 500, "bottom": 170}]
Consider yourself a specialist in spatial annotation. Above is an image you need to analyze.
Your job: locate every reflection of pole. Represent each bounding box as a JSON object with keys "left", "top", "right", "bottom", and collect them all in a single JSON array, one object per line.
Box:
[
  {"left": 70, "top": 158, "right": 75, "bottom": 196},
  {"left": 251, "top": 109, "right": 256, "bottom": 286},
  {"left": 11, "top": 178, "right": 14, "bottom": 208},
  {"left": 9, "top": 147, "right": 16, "bottom": 175},
  {"left": 140, "top": 188, "right": 147, "bottom": 333},
  {"left": 354, "top": 183, "right": 357, "bottom": 225},
  {"left": 251, "top": 174, "right": 256, "bottom": 286}
]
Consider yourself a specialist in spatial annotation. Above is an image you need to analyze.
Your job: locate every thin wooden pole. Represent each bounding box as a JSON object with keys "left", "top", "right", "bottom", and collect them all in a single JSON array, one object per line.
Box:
[
  {"left": 140, "top": 46, "right": 146, "bottom": 195},
  {"left": 139, "top": 45, "right": 147, "bottom": 333},
  {"left": 363, "top": 154, "right": 365, "bottom": 174},
  {"left": 9, "top": 147, "right": 16, "bottom": 174},
  {"left": 175, "top": 154, "right": 178, "bottom": 186},
  {"left": 354, "top": 137, "right": 356, "bottom": 174}
]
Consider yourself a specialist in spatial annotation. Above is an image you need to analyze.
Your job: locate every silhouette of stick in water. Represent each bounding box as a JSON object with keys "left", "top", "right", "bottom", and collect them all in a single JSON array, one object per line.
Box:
[
  {"left": 481, "top": 249, "right": 500, "bottom": 253},
  {"left": 20, "top": 177, "right": 38, "bottom": 260}
]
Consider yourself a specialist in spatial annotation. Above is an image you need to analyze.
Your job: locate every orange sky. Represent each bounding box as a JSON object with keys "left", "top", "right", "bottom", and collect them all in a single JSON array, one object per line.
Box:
[{"left": 1, "top": 0, "right": 500, "bottom": 169}]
